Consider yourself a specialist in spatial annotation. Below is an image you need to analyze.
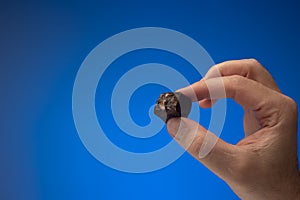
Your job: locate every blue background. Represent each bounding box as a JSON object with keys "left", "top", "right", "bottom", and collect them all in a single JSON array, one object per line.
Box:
[{"left": 1, "top": 0, "right": 300, "bottom": 199}]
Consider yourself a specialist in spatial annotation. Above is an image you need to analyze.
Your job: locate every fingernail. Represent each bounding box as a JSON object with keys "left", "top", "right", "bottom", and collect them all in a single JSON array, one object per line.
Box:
[
  {"left": 166, "top": 118, "right": 181, "bottom": 137},
  {"left": 167, "top": 118, "right": 189, "bottom": 141}
]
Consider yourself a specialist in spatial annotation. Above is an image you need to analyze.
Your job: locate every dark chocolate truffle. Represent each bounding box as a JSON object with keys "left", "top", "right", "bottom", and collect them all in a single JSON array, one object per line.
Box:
[{"left": 154, "top": 92, "right": 192, "bottom": 123}]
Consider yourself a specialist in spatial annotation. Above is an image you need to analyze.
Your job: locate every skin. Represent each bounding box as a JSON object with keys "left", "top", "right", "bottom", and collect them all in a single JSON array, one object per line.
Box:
[{"left": 166, "top": 59, "right": 300, "bottom": 199}]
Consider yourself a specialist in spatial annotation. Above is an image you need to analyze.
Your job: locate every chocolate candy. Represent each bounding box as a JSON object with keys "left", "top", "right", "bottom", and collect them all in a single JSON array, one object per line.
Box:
[{"left": 154, "top": 92, "right": 192, "bottom": 123}]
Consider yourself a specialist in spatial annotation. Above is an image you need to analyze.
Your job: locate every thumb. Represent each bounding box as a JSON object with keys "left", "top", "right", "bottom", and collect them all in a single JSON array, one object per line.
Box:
[{"left": 167, "top": 117, "right": 239, "bottom": 181}]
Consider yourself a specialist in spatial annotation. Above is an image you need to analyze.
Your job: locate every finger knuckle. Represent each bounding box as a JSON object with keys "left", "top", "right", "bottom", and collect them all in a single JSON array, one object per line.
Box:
[
  {"left": 285, "top": 96, "right": 298, "bottom": 113},
  {"left": 246, "top": 58, "right": 262, "bottom": 74},
  {"left": 247, "top": 58, "right": 260, "bottom": 65}
]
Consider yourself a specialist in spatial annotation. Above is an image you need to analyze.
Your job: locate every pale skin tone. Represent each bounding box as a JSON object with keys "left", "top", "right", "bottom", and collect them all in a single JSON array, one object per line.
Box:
[{"left": 166, "top": 59, "right": 300, "bottom": 199}]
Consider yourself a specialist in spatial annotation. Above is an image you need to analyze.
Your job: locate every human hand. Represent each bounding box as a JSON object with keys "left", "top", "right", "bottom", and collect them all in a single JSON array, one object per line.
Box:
[{"left": 167, "top": 59, "right": 300, "bottom": 199}]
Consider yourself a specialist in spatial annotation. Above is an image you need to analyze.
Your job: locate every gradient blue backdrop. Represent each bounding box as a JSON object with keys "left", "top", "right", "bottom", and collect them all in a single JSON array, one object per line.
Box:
[{"left": 1, "top": 0, "right": 300, "bottom": 199}]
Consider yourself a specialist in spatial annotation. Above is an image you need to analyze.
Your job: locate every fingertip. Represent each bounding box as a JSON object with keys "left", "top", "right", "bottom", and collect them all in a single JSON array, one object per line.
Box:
[
  {"left": 166, "top": 117, "right": 181, "bottom": 137},
  {"left": 167, "top": 117, "right": 196, "bottom": 139},
  {"left": 175, "top": 85, "right": 200, "bottom": 102},
  {"left": 175, "top": 87, "right": 191, "bottom": 99}
]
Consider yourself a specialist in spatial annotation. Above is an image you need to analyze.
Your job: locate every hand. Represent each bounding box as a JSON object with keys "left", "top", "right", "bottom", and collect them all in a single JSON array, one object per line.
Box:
[{"left": 167, "top": 59, "right": 300, "bottom": 199}]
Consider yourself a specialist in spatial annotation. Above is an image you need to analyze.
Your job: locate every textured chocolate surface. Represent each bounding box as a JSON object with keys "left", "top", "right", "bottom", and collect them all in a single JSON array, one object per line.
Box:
[{"left": 154, "top": 92, "right": 192, "bottom": 123}]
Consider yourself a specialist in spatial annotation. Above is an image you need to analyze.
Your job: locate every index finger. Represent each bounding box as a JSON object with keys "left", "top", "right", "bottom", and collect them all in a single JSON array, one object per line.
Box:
[
  {"left": 180, "top": 75, "right": 277, "bottom": 112},
  {"left": 205, "top": 59, "right": 281, "bottom": 92}
]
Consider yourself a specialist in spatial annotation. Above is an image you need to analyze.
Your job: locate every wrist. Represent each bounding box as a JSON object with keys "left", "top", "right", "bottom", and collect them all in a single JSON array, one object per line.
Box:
[
  {"left": 233, "top": 171, "right": 300, "bottom": 200},
  {"left": 259, "top": 171, "right": 300, "bottom": 200}
]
